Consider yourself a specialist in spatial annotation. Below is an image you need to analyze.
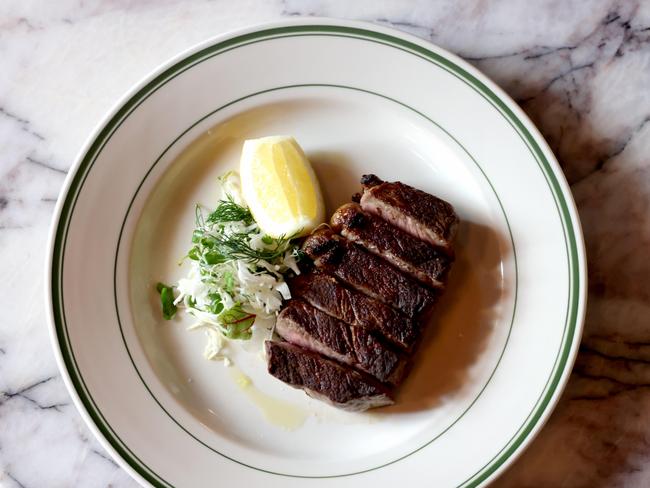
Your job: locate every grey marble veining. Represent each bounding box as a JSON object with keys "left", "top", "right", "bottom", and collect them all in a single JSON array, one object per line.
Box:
[{"left": 1, "top": 1, "right": 649, "bottom": 486}]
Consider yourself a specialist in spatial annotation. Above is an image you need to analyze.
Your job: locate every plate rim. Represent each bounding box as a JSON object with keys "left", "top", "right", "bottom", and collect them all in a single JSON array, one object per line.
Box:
[{"left": 45, "top": 17, "right": 587, "bottom": 488}]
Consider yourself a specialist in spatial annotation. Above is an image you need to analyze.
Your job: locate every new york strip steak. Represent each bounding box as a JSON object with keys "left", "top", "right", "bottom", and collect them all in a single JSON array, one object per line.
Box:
[{"left": 266, "top": 175, "right": 458, "bottom": 411}]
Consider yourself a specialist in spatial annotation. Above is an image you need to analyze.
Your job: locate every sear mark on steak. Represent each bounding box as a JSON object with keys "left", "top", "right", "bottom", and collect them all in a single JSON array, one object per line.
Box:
[
  {"left": 359, "top": 174, "right": 383, "bottom": 188},
  {"left": 302, "top": 229, "right": 437, "bottom": 318},
  {"left": 276, "top": 299, "right": 407, "bottom": 385},
  {"left": 360, "top": 174, "right": 458, "bottom": 253},
  {"left": 331, "top": 203, "right": 452, "bottom": 289},
  {"left": 289, "top": 271, "right": 420, "bottom": 351},
  {"left": 265, "top": 340, "right": 394, "bottom": 411}
]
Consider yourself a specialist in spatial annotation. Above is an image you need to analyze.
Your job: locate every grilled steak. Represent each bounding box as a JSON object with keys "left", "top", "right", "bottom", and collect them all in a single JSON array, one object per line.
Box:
[
  {"left": 289, "top": 271, "right": 419, "bottom": 351},
  {"left": 265, "top": 340, "right": 394, "bottom": 411},
  {"left": 276, "top": 299, "right": 407, "bottom": 385},
  {"left": 267, "top": 175, "right": 459, "bottom": 412},
  {"left": 331, "top": 203, "right": 452, "bottom": 289},
  {"left": 302, "top": 229, "right": 437, "bottom": 318},
  {"left": 360, "top": 174, "right": 458, "bottom": 253}
]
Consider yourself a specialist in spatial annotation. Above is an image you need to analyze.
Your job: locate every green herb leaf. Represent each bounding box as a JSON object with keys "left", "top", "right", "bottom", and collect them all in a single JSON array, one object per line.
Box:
[
  {"left": 208, "top": 293, "right": 224, "bottom": 315},
  {"left": 204, "top": 251, "right": 226, "bottom": 265},
  {"left": 190, "top": 230, "right": 297, "bottom": 264},
  {"left": 223, "top": 271, "right": 235, "bottom": 293},
  {"left": 187, "top": 247, "right": 200, "bottom": 261},
  {"left": 157, "top": 282, "right": 177, "bottom": 320},
  {"left": 220, "top": 304, "right": 255, "bottom": 340},
  {"left": 261, "top": 235, "right": 274, "bottom": 245},
  {"left": 207, "top": 196, "right": 254, "bottom": 225}
]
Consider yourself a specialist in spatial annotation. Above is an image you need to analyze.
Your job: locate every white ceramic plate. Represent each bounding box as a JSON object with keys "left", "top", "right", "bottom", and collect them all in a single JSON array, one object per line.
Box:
[{"left": 46, "top": 19, "right": 586, "bottom": 488}]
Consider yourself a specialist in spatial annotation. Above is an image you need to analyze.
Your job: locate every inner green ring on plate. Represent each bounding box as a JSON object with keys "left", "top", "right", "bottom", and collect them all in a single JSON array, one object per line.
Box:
[
  {"left": 115, "top": 83, "right": 518, "bottom": 476},
  {"left": 50, "top": 25, "right": 581, "bottom": 488}
]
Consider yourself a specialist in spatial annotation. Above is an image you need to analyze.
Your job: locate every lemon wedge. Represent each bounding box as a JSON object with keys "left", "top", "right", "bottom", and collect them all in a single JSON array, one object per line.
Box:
[{"left": 240, "top": 136, "right": 324, "bottom": 238}]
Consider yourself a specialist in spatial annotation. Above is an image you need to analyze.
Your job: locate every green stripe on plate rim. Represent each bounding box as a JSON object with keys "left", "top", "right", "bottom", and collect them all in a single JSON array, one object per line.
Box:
[{"left": 50, "top": 24, "right": 582, "bottom": 488}]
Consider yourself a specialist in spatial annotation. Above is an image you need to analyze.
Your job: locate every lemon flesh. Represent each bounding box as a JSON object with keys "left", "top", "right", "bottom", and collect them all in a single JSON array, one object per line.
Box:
[{"left": 240, "top": 136, "right": 325, "bottom": 238}]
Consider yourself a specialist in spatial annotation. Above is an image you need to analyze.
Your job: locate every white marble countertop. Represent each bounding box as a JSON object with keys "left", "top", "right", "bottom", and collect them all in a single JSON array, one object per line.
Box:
[{"left": 2, "top": 1, "right": 650, "bottom": 486}]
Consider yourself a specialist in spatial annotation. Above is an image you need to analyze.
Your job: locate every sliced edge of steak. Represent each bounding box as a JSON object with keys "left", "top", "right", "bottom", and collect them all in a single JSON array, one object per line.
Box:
[
  {"left": 289, "top": 271, "right": 419, "bottom": 351},
  {"left": 360, "top": 174, "right": 458, "bottom": 253},
  {"left": 265, "top": 340, "right": 394, "bottom": 411},
  {"left": 302, "top": 229, "right": 437, "bottom": 318},
  {"left": 276, "top": 299, "right": 407, "bottom": 385},
  {"left": 331, "top": 202, "right": 452, "bottom": 289}
]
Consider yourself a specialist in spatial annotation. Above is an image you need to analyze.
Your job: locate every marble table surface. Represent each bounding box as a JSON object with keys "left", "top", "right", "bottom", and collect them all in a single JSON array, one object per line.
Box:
[{"left": 2, "top": 1, "right": 649, "bottom": 486}]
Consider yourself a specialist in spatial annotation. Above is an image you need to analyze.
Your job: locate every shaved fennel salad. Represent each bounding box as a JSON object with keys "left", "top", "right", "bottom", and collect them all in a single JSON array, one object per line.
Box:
[{"left": 157, "top": 172, "right": 302, "bottom": 361}]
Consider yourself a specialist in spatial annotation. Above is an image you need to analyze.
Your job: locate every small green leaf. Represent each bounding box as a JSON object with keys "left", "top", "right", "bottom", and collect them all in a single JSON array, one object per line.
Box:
[
  {"left": 204, "top": 251, "right": 226, "bottom": 265},
  {"left": 225, "top": 326, "right": 253, "bottom": 340},
  {"left": 220, "top": 304, "right": 255, "bottom": 340},
  {"left": 200, "top": 236, "right": 216, "bottom": 248},
  {"left": 223, "top": 271, "right": 235, "bottom": 293},
  {"left": 188, "top": 247, "right": 200, "bottom": 261},
  {"left": 207, "top": 293, "right": 223, "bottom": 315},
  {"left": 157, "top": 282, "right": 177, "bottom": 320},
  {"left": 261, "top": 235, "right": 274, "bottom": 245}
]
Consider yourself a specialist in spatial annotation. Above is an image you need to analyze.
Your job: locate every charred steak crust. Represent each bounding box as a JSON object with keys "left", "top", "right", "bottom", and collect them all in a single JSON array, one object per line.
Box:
[
  {"left": 359, "top": 174, "right": 383, "bottom": 188},
  {"left": 265, "top": 340, "right": 394, "bottom": 411},
  {"left": 268, "top": 176, "right": 459, "bottom": 412},
  {"left": 276, "top": 299, "right": 407, "bottom": 385},
  {"left": 359, "top": 174, "right": 459, "bottom": 252},
  {"left": 331, "top": 203, "right": 452, "bottom": 288},
  {"left": 289, "top": 271, "right": 419, "bottom": 351},
  {"left": 302, "top": 229, "right": 437, "bottom": 318}
]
